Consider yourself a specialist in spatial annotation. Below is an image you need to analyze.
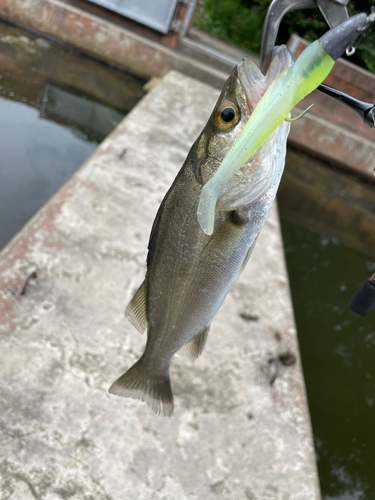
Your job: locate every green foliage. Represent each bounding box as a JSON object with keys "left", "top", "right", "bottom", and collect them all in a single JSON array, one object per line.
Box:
[
  {"left": 194, "top": 0, "right": 375, "bottom": 73},
  {"left": 347, "top": 0, "right": 375, "bottom": 72},
  {"left": 193, "top": 0, "right": 265, "bottom": 53}
]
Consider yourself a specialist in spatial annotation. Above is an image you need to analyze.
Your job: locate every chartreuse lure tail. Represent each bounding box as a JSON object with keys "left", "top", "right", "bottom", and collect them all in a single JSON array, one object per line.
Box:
[{"left": 196, "top": 12, "right": 369, "bottom": 235}]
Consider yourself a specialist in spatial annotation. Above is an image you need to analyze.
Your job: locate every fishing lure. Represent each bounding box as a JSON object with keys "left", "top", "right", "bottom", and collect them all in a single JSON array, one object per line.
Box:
[{"left": 197, "top": 13, "right": 367, "bottom": 235}]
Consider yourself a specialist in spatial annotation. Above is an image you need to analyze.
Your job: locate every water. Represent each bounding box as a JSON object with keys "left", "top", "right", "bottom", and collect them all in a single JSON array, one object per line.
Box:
[
  {"left": 0, "top": 20, "right": 145, "bottom": 251},
  {"left": 0, "top": 98, "right": 99, "bottom": 250},
  {"left": 280, "top": 218, "right": 375, "bottom": 500}
]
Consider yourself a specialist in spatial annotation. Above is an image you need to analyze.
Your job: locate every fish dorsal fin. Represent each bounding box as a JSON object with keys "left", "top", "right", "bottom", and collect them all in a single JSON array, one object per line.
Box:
[
  {"left": 179, "top": 327, "right": 210, "bottom": 362},
  {"left": 125, "top": 279, "right": 148, "bottom": 334}
]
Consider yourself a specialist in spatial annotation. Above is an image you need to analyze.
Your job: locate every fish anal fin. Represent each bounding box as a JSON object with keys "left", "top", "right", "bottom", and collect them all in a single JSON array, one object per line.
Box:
[
  {"left": 109, "top": 358, "right": 174, "bottom": 417},
  {"left": 125, "top": 279, "right": 148, "bottom": 334},
  {"left": 179, "top": 327, "right": 210, "bottom": 362}
]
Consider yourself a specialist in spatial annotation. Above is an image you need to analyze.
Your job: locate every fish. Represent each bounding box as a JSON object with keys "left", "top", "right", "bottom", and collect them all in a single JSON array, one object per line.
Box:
[{"left": 108, "top": 46, "right": 294, "bottom": 416}]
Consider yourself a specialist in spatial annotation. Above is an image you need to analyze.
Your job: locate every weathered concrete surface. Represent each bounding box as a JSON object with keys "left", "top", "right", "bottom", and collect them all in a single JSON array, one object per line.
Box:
[
  {"left": 0, "top": 0, "right": 228, "bottom": 88},
  {"left": 0, "top": 20, "right": 145, "bottom": 113},
  {"left": 280, "top": 148, "right": 375, "bottom": 259},
  {"left": 289, "top": 107, "right": 375, "bottom": 181},
  {"left": 0, "top": 71, "right": 320, "bottom": 500}
]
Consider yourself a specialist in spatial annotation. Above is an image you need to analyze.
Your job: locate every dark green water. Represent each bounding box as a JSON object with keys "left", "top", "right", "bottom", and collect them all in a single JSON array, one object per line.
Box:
[{"left": 280, "top": 218, "right": 375, "bottom": 500}]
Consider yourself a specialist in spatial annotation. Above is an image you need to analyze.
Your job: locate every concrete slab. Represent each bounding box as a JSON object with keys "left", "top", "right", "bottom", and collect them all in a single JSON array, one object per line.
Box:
[{"left": 0, "top": 71, "right": 320, "bottom": 499}]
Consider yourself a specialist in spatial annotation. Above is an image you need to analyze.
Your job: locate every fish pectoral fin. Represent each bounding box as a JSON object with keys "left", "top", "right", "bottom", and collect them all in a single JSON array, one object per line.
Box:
[
  {"left": 125, "top": 278, "right": 148, "bottom": 334},
  {"left": 179, "top": 327, "right": 210, "bottom": 362},
  {"left": 109, "top": 358, "right": 174, "bottom": 417}
]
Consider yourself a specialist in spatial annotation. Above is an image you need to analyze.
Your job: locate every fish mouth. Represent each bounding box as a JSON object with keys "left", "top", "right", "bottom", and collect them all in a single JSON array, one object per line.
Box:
[
  {"left": 220, "top": 47, "right": 294, "bottom": 185},
  {"left": 222, "top": 47, "right": 294, "bottom": 185},
  {"left": 197, "top": 47, "right": 294, "bottom": 235},
  {"left": 238, "top": 46, "right": 294, "bottom": 113}
]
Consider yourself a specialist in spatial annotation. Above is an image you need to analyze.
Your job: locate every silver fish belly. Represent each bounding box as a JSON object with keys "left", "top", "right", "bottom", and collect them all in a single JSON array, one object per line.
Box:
[{"left": 109, "top": 46, "right": 294, "bottom": 416}]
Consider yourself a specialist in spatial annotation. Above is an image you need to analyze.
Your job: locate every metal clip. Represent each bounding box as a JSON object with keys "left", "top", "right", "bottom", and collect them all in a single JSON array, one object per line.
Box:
[{"left": 345, "top": 8, "right": 375, "bottom": 57}]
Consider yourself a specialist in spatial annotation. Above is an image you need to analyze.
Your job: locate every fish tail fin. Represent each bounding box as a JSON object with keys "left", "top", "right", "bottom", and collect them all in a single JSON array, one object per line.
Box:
[{"left": 108, "top": 358, "right": 174, "bottom": 417}]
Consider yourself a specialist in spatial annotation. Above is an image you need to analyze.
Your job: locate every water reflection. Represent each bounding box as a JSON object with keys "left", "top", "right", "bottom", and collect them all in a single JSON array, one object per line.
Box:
[
  {"left": 0, "top": 97, "right": 98, "bottom": 250},
  {"left": 40, "top": 83, "right": 123, "bottom": 143},
  {"left": 280, "top": 219, "right": 375, "bottom": 500},
  {"left": 0, "top": 20, "right": 144, "bottom": 251}
]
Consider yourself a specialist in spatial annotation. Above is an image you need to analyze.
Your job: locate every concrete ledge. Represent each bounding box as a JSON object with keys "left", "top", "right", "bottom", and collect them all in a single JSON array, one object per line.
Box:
[
  {"left": 289, "top": 107, "right": 375, "bottom": 181},
  {"left": 0, "top": 71, "right": 320, "bottom": 499},
  {"left": 280, "top": 148, "right": 375, "bottom": 258},
  {"left": 288, "top": 35, "right": 375, "bottom": 182},
  {"left": 0, "top": 0, "right": 228, "bottom": 87}
]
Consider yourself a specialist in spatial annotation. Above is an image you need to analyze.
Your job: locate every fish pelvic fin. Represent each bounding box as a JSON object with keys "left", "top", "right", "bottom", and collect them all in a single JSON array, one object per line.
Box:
[
  {"left": 179, "top": 327, "right": 210, "bottom": 362},
  {"left": 108, "top": 358, "right": 174, "bottom": 417},
  {"left": 125, "top": 279, "right": 148, "bottom": 334}
]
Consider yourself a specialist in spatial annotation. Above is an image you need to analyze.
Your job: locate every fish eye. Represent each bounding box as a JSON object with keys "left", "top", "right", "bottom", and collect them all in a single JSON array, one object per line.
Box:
[
  {"left": 214, "top": 101, "right": 240, "bottom": 131},
  {"left": 221, "top": 107, "right": 235, "bottom": 123}
]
